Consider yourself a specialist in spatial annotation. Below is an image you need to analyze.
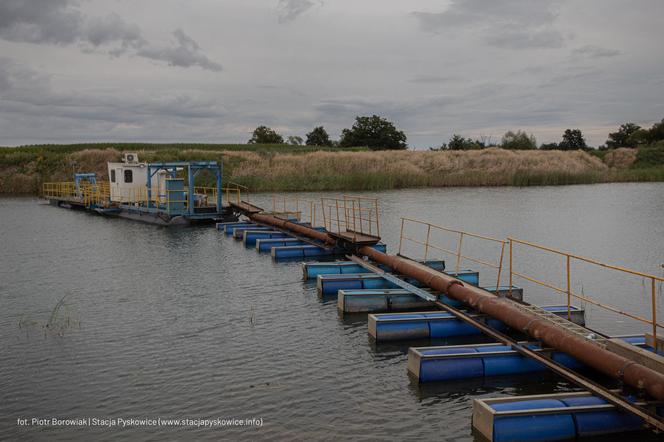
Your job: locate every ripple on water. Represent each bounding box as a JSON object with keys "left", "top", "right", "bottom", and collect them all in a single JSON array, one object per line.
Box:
[{"left": 2, "top": 187, "right": 663, "bottom": 441}]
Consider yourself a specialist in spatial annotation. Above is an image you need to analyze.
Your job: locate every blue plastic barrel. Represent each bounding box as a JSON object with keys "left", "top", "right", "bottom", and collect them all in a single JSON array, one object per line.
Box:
[
  {"left": 419, "top": 347, "right": 483, "bottom": 381},
  {"left": 492, "top": 399, "right": 575, "bottom": 442},
  {"left": 560, "top": 396, "right": 643, "bottom": 436},
  {"left": 476, "top": 345, "right": 544, "bottom": 376}
]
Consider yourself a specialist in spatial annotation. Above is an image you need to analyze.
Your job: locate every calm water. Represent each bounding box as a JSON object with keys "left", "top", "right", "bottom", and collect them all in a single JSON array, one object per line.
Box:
[{"left": 1, "top": 183, "right": 663, "bottom": 441}]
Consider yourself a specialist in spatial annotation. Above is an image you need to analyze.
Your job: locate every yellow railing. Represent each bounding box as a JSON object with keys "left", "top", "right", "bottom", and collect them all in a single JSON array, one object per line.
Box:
[
  {"left": 81, "top": 182, "right": 110, "bottom": 207},
  {"left": 508, "top": 237, "right": 664, "bottom": 341},
  {"left": 270, "top": 195, "right": 318, "bottom": 225},
  {"left": 398, "top": 218, "right": 507, "bottom": 292},
  {"left": 43, "top": 182, "right": 76, "bottom": 199},
  {"left": 224, "top": 182, "right": 248, "bottom": 206},
  {"left": 321, "top": 196, "right": 380, "bottom": 239},
  {"left": 42, "top": 182, "right": 110, "bottom": 208}
]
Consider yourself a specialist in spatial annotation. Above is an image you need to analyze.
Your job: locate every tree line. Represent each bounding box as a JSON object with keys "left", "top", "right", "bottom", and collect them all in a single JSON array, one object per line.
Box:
[
  {"left": 248, "top": 115, "right": 406, "bottom": 150},
  {"left": 247, "top": 115, "right": 664, "bottom": 151}
]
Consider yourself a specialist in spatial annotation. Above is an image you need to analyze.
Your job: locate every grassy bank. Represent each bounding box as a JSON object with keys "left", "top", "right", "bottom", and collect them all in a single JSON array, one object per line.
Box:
[{"left": 1, "top": 144, "right": 663, "bottom": 194}]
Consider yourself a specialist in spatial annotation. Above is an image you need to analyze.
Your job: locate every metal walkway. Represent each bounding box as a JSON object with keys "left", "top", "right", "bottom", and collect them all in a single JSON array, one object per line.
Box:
[{"left": 348, "top": 254, "right": 664, "bottom": 432}]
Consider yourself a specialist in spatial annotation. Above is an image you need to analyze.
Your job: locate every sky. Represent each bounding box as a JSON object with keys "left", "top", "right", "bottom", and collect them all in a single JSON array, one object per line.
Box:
[{"left": 0, "top": 0, "right": 663, "bottom": 148}]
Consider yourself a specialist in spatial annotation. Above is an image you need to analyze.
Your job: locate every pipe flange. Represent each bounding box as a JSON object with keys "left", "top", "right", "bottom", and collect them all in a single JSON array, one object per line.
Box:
[
  {"left": 446, "top": 280, "right": 464, "bottom": 292},
  {"left": 522, "top": 317, "right": 542, "bottom": 334},
  {"left": 617, "top": 360, "right": 637, "bottom": 380}
]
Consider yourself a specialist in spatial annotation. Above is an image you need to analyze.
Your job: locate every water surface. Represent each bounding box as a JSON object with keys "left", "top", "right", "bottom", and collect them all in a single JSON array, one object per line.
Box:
[{"left": 1, "top": 183, "right": 663, "bottom": 441}]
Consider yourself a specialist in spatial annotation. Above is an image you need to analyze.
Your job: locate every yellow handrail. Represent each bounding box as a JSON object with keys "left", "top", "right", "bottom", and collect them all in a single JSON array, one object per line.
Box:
[
  {"left": 398, "top": 218, "right": 506, "bottom": 292},
  {"left": 508, "top": 237, "right": 663, "bottom": 341},
  {"left": 270, "top": 195, "right": 318, "bottom": 226},
  {"left": 320, "top": 196, "right": 380, "bottom": 240}
]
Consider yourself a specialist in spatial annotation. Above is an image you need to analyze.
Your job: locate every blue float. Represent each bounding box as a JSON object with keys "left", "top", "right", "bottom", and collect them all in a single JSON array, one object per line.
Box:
[
  {"left": 256, "top": 238, "right": 309, "bottom": 252},
  {"left": 242, "top": 230, "right": 290, "bottom": 247},
  {"left": 216, "top": 221, "right": 254, "bottom": 231},
  {"left": 337, "top": 289, "right": 435, "bottom": 313},
  {"left": 560, "top": 396, "right": 643, "bottom": 436},
  {"left": 232, "top": 226, "right": 272, "bottom": 239},
  {"left": 223, "top": 223, "right": 261, "bottom": 235},
  {"left": 370, "top": 306, "right": 585, "bottom": 342},
  {"left": 302, "top": 260, "right": 445, "bottom": 280},
  {"left": 491, "top": 399, "right": 576, "bottom": 442},
  {"left": 272, "top": 243, "right": 387, "bottom": 261},
  {"left": 473, "top": 392, "right": 651, "bottom": 441},
  {"left": 316, "top": 270, "right": 477, "bottom": 296}
]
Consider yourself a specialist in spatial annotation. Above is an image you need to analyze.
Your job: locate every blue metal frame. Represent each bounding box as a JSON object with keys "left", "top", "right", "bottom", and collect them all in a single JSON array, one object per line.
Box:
[
  {"left": 144, "top": 161, "right": 223, "bottom": 215},
  {"left": 74, "top": 173, "right": 97, "bottom": 193}
]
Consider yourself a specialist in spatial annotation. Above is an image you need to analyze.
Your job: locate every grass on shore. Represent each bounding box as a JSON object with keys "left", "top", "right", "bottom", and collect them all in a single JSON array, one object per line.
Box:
[{"left": 1, "top": 144, "right": 663, "bottom": 194}]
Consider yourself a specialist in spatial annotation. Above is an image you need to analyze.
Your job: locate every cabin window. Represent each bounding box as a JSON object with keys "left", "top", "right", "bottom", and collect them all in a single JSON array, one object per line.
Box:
[
  {"left": 110, "top": 170, "right": 116, "bottom": 183},
  {"left": 124, "top": 169, "right": 133, "bottom": 183}
]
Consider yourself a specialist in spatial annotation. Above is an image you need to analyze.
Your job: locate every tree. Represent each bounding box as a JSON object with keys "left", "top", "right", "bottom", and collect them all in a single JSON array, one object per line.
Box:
[
  {"left": 248, "top": 126, "right": 284, "bottom": 144},
  {"left": 287, "top": 135, "right": 303, "bottom": 145},
  {"left": 339, "top": 115, "right": 407, "bottom": 150},
  {"left": 540, "top": 142, "right": 559, "bottom": 150},
  {"left": 646, "top": 118, "right": 664, "bottom": 143},
  {"left": 559, "top": 129, "right": 587, "bottom": 150},
  {"left": 501, "top": 130, "right": 537, "bottom": 150},
  {"left": 447, "top": 134, "right": 484, "bottom": 150},
  {"left": 606, "top": 123, "right": 641, "bottom": 148},
  {"left": 305, "top": 126, "right": 333, "bottom": 146}
]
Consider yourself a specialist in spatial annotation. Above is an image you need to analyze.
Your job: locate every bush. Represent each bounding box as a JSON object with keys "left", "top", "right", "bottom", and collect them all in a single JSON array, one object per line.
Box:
[{"left": 501, "top": 130, "right": 537, "bottom": 150}]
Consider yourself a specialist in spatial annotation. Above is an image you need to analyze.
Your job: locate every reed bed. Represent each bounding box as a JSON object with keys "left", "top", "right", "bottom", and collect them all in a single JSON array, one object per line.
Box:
[{"left": 1, "top": 146, "right": 663, "bottom": 194}]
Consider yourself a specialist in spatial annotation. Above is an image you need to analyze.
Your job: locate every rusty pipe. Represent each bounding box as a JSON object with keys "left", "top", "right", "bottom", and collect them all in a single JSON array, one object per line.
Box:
[
  {"left": 244, "top": 211, "right": 664, "bottom": 400},
  {"left": 359, "top": 245, "right": 664, "bottom": 401},
  {"left": 249, "top": 213, "right": 334, "bottom": 245}
]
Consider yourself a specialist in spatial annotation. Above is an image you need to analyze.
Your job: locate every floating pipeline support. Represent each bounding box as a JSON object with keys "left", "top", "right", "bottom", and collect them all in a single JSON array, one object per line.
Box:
[
  {"left": 358, "top": 245, "right": 664, "bottom": 403},
  {"left": 249, "top": 213, "right": 335, "bottom": 246},
  {"left": 241, "top": 210, "right": 664, "bottom": 404}
]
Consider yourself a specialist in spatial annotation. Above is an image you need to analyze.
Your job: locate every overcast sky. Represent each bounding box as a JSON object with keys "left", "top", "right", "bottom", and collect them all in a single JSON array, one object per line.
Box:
[{"left": 1, "top": 0, "right": 663, "bottom": 148}]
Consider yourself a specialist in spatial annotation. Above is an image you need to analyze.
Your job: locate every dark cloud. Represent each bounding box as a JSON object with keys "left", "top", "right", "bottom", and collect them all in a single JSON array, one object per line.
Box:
[
  {"left": 413, "top": 0, "right": 565, "bottom": 49},
  {"left": 571, "top": 45, "right": 620, "bottom": 59},
  {"left": 0, "top": 0, "right": 220, "bottom": 71},
  {"left": 277, "top": 0, "right": 316, "bottom": 23},
  {"left": 136, "top": 29, "right": 222, "bottom": 71},
  {"left": 0, "top": 58, "right": 227, "bottom": 125}
]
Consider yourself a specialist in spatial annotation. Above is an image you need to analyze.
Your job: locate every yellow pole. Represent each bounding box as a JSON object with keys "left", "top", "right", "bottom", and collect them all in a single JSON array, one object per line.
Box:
[
  {"left": 456, "top": 232, "right": 464, "bottom": 273},
  {"left": 336, "top": 200, "right": 341, "bottom": 234},
  {"left": 398, "top": 219, "right": 405, "bottom": 255},
  {"left": 566, "top": 255, "right": 572, "bottom": 321},
  {"left": 424, "top": 224, "right": 432, "bottom": 262},
  {"left": 375, "top": 199, "right": 380, "bottom": 237},
  {"left": 653, "top": 277, "right": 658, "bottom": 343},
  {"left": 352, "top": 199, "right": 357, "bottom": 234},
  {"left": 496, "top": 242, "right": 505, "bottom": 293},
  {"left": 509, "top": 239, "right": 513, "bottom": 299}
]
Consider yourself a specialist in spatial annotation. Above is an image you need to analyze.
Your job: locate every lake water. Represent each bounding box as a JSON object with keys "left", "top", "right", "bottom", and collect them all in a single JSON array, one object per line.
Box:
[{"left": 1, "top": 183, "right": 663, "bottom": 441}]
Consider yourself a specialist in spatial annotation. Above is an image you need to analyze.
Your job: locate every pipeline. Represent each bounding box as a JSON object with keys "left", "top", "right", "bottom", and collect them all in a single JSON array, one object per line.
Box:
[
  {"left": 250, "top": 213, "right": 333, "bottom": 245},
  {"left": 247, "top": 211, "right": 664, "bottom": 400}
]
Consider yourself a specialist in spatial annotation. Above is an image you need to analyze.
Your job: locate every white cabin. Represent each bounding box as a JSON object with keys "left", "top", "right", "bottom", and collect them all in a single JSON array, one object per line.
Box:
[{"left": 107, "top": 153, "right": 168, "bottom": 203}]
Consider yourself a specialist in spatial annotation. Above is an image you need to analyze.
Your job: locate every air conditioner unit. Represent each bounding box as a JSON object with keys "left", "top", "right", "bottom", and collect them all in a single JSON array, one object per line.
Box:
[{"left": 123, "top": 152, "right": 139, "bottom": 163}]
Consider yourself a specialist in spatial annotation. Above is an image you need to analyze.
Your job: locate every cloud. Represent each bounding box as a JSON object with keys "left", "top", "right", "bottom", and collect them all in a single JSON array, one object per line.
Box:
[
  {"left": 137, "top": 29, "right": 222, "bottom": 71},
  {"left": 409, "top": 75, "right": 463, "bottom": 84},
  {"left": 0, "top": 0, "right": 220, "bottom": 71},
  {"left": 413, "top": 0, "right": 565, "bottom": 49},
  {"left": 571, "top": 45, "right": 620, "bottom": 59},
  {"left": 277, "top": 0, "right": 316, "bottom": 23},
  {"left": 0, "top": 58, "right": 227, "bottom": 125}
]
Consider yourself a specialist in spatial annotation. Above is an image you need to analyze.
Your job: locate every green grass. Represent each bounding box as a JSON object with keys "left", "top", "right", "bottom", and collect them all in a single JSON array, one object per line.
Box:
[{"left": 632, "top": 146, "right": 664, "bottom": 168}]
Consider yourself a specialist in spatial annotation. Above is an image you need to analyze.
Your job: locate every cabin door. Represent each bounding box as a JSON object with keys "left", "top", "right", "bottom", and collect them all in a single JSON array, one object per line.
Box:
[{"left": 111, "top": 167, "right": 123, "bottom": 201}]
